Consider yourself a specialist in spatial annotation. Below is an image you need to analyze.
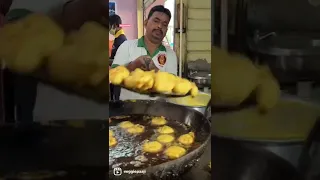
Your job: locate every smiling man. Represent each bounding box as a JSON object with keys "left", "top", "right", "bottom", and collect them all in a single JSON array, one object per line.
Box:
[{"left": 111, "top": 5, "right": 178, "bottom": 100}]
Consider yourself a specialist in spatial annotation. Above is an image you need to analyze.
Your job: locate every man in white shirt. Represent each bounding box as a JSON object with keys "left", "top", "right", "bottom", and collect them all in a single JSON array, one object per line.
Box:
[
  {"left": 111, "top": 5, "right": 178, "bottom": 100},
  {"left": 2, "top": 0, "right": 110, "bottom": 122}
]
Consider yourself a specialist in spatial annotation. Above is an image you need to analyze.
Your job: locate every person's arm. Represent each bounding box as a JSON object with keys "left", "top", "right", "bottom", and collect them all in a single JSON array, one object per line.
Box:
[{"left": 166, "top": 51, "right": 178, "bottom": 75}]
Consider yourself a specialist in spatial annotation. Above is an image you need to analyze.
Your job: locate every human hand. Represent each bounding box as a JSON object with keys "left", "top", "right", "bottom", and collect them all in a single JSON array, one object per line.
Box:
[{"left": 129, "top": 55, "right": 159, "bottom": 71}]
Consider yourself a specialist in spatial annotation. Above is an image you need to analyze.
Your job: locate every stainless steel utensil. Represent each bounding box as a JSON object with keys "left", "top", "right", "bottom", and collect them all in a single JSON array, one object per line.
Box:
[{"left": 188, "top": 71, "right": 211, "bottom": 88}]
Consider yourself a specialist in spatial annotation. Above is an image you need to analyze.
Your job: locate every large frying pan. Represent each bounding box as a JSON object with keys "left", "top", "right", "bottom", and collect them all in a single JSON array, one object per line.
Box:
[{"left": 109, "top": 100, "right": 211, "bottom": 180}]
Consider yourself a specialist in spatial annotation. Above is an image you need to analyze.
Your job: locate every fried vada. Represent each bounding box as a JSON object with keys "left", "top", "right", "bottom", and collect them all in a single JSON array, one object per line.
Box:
[
  {"left": 143, "top": 141, "right": 163, "bottom": 153},
  {"left": 157, "top": 134, "right": 175, "bottom": 144},
  {"left": 109, "top": 136, "right": 117, "bottom": 147},
  {"left": 164, "top": 146, "right": 187, "bottom": 159},
  {"left": 157, "top": 125, "right": 175, "bottom": 134},
  {"left": 127, "top": 124, "right": 145, "bottom": 134},
  {"left": 119, "top": 121, "right": 134, "bottom": 129},
  {"left": 151, "top": 116, "right": 167, "bottom": 126},
  {"left": 178, "top": 132, "right": 195, "bottom": 146}
]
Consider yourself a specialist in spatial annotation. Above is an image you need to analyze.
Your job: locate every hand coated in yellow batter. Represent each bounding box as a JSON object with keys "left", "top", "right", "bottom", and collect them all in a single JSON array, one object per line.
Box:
[
  {"left": 127, "top": 124, "right": 145, "bottom": 134},
  {"left": 119, "top": 121, "right": 134, "bottom": 129},
  {"left": 178, "top": 132, "right": 195, "bottom": 146},
  {"left": 151, "top": 116, "right": 167, "bottom": 126},
  {"left": 164, "top": 146, "right": 187, "bottom": 159},
  {"left": 142, "top": 141, "right": 163, "bottom": 153},
  {"left": 157, "top": 125, "right": 175, "bottom": 134},
  {"left": 157, "top": 134, "right": 175, "bottom": 144}
]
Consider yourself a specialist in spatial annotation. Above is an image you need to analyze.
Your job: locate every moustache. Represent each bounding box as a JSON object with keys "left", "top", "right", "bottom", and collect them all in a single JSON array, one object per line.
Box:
[{"left": 152, "top": 29, "right": 163, "bottom": 35}]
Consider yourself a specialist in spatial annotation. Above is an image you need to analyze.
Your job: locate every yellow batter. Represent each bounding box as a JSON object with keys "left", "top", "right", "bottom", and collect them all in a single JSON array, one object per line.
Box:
[
  {"left": 119, "top": 121, "right": 134, "bottom": 129},
  {"left": 178, "top": 132, "right": 195, "bottom": 146},
  {"left": 157, "top": 125, "right": 175, "bottom": 134},
  {"left": 164, "top": 146, "right": 187, "bottom": 159},
  {"left": 127, "top": 124, "right": 145, "bottom": 134},
  {"left": 109, "top": 137, "right": 117, "bottom": 147},
  {"left": 212, "top": 99, "right": 320, "bottom": 141},
  {"left": 143, "top": 141, "right": 163, "bottom": 153},
  {"left": 157, "top": 134, "right": 175, "bottom": 144},
  {"left": 167, "top": 93, "right": 211, "bottom": 107},
  {"left": 151, "top": 116, "right": 167, "bottom": 126},
  {"left": 109, "top": 130, "right": 113, "bottom": 137}
]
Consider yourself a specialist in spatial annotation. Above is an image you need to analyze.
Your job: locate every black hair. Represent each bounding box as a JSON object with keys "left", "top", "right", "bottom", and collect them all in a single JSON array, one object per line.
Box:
[
  {"left": 109, "top": 14, "right": 122, "bottom": 27},
  {"left": 147, "top": 5, "right": 171, "bottom": 20}
]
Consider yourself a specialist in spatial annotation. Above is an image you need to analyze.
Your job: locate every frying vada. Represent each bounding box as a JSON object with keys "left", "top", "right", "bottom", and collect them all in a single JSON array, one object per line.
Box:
[
  {"left": 119, "top": 121, "right": 134, "bottom": 129},
  {"left": 127, "top": 124, "right": 145, "bottom": 134},
  {"left": 164, "top": 146, "right": 187, "bottom": 159},
  {"left": 178, "top": 132, "right": 195, "bottom": 146},
  {"left": 151, "top": 116, "right": 167, "bottom": 126},
  {"left": 143, "top": 141, "right": 163, "bottom": 153},
  {"left": 157, "top": 134, "right": 175, "bottom": 144},
  {"left": 109, "top": 130, "right": 114, "bottom": 137},
  {"left": 109, "top": 137, "right": 117, "bottom": 147},
  {"left": 157, "top": 125, "right": 175, "bottom": 134}
]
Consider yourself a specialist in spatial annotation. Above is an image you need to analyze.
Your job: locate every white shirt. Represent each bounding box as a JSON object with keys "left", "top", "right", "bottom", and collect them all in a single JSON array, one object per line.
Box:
[
  {"left": 112, "top": 36, "right": 178, "bottom": 100},
  {"left": 9, "top": 0, "right": 109, "bottom": 121}
]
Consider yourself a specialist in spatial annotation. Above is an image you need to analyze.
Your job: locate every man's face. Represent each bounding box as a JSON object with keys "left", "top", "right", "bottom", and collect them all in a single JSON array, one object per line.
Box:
[{"left": 145, "top": 11, "right": 170, "bottom": 44}]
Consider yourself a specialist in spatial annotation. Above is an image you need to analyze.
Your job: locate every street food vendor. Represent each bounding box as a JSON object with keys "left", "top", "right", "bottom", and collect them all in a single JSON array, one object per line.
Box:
[
  {"left": 111, "top": 5, "right": 178, "bottom": 100},
  {"left": 1, "top": 0, "right": 110, "bottom": 122},
  {"left": 109, "top": 14, "right": 127, "bottom": 100}
]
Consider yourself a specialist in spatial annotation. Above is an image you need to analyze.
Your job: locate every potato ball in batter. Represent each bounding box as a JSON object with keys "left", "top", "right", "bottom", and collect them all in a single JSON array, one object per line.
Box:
[
  {"left": 119, "top": 121, "right": 134, "bottom": 129},
  {"left": 164, "top": 146, "right": 187, "bottom": 159},
  {"left": 151, "top": 116, "right": 167, "bottom": 126},
  {"left": 178, "top": 132, "right": 195, "bottom": 146},
  {"left": 109, "top": 130, "right": 113, "bottom": 137},
  {"left": 157, "top": 125, "right": 175, "bottom": 134},
  {"left": 127, "top": 124, "right": 145, "bottom": 134},
  {"left": 109, "top": 137, "right": 117, "bottom": 147},
  {"left": 157, "top": 134, "right": 175, "bottom": 144},
  {"left": 143, "top": 141, "right": 163, "bottom": 153}
]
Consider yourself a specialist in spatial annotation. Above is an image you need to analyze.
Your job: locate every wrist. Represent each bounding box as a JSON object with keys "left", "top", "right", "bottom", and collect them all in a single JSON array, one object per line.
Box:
[{"left": 126, "top": 61, "right": 137, "bottom": 72}]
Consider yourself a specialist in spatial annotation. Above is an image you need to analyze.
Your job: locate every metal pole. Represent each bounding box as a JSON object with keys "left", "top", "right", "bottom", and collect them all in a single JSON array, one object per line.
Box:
[
  {"left": 179, "top": 0, "right": 183, "bottom": 77},
  {"left": 221, "top": 0, "right": 228, "bottom": 49}
]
